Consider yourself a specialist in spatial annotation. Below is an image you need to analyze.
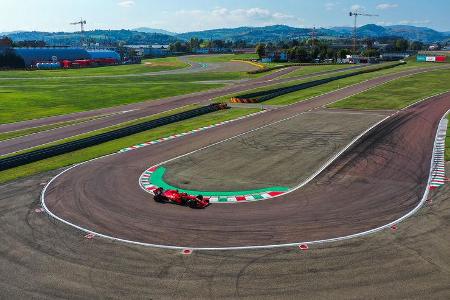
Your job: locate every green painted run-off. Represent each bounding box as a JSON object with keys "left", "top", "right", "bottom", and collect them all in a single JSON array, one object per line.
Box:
[{"left": 151, "top": 166, "right": 289, "bottom": 196}]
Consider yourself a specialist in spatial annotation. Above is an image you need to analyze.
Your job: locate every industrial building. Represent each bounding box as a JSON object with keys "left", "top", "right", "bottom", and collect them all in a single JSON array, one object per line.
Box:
[
  {"left": 124, "top": 45, "right": 171, "bottom": 57},
  {"left": 12, "top": 47, "right": 121, "bottom": 68},
  {"left": 86, "top": 50, "right": 121, "bottom": 61}
]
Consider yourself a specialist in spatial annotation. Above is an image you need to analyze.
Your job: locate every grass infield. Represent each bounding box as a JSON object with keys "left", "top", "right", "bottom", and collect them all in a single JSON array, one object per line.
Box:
[
  {"left": 0, "top": 57, "right": 189, "bottom": 78},
  {"left": 0, "top": 81, "right": 224, "bottom": 124},
  {"left": 0, "top": 108, "right": 259, "bottom": 184},
  {"left": 329, "top": 68, "right": 450, "bottom": 110},
  {"left": 0, "top": 67, "right": 267, "bottom": 124},
  {"left": 0, "top": 114, "right": 114, "bottom": 142}
]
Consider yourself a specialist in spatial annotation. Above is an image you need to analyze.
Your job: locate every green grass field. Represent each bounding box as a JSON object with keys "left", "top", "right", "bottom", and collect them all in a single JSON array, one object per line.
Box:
[
  {"left": 262, "top": 64, "right": 410, "bottom": 105},
  {"left": 0, "top": 70, "right": 251, "bottom": 85},
  {"left": 329, "top": 68, "right": 450, "bottom": 110},
  {"left": 280, "top": 58, "right": 442, "bottom": 80},
  {"left": 0, "top": 57, "right": 189, "bottom": 78},
  {"left": 258, "top": 63, "right": 449, "bottom": 106},
  {"left": 0, "top": 108, "right": 259, "bottom": 183},
  {"left": 0, "top": 114, "right": 113, "bottom": 142},
  {"left": 187, "top": 54, "right": 259, "bottom": 63},
  {"left": 0, "top": 57, "right": 272, "bottom": 124},
  {"left": 0, "top": 81, "right": 223, "bottom": 123},
  {"left": 0, "top": 104, "right": 202, "bottom": 158}
]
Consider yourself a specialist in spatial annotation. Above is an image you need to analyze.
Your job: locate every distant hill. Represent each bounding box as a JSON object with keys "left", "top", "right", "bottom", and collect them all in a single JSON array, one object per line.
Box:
[
  {"left": 176, "top": 25, "right": 337, "bottom": 43},
  {"left": 384, "top": 25, "right": 447, "bottom": 42},
  {"left": 2, "top": 24, "right": 449, "bottom": 46},
  {"left": 2, "top": 30, "right": 178, "bottom": 46},
  {"left": 177, "top": 24, "right": 449, "bottom": 43},
  {"left": 133, "top": 27, "right": 177, "bottom": 36},
  {"left": 0, "top": 30, "right": 26, "bottom": 36},
  {"left": 329, "top": 26, "right": 353, "bottom": 34},
  {"left": 356, "top": 24, "right": 388, "bottom": 37}
]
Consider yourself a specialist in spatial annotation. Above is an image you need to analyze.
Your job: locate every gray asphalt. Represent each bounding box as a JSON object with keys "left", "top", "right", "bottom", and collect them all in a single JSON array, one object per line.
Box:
[
  {"left": 41, "top": 88, "right": 450, "bottom": 249},
  {"left": 0, "top": 148, "right": 449, "bottom": 299}
]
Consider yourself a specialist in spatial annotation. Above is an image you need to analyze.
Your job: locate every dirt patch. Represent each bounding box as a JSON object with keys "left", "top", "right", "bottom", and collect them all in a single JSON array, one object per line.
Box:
[{"left": 163, "top": 110, "right": 385, "bottom": 191}]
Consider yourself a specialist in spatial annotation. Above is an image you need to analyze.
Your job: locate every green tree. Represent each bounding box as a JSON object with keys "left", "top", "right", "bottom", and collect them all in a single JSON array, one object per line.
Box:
[
  {"left": 190, "top": 37, "right": 201, "bottom": 50},
  {"left": 256, "top": 44, "right": 266, "bottom": 58},
  {"left": 338, "top": 49, "right": 350, "bottom": 59},
  {"left": 362, "top": 49, "right": 380, "bottom": 57},
  {"left": 15, "top": 40, "right": 47, "bottom": 47},
  {"left": 212, "top": 39, "right": 225, "bottom": 48},
  {"left": 326, "top": 48, "right": 336, "bottom": 60},
  {"left": 409, "top": 41, "right": 424, "bottom": 51},
  {"left": 395, "top": 39, "right": 409, "bottom": 51},
  {"left": 0, "top": 49, "right": 25, "bottom": 69},
  {"left": 295, "top": 47, "right": 309, "bottom": 62}
]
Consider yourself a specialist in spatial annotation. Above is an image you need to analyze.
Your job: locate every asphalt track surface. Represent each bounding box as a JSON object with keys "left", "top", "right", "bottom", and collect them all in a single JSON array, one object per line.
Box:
[
  {"left": 0, "top": 65, "right": 440, "bottom": 156},
  {"left": 1, "top": 169, "right": 450, "bottom": 299},
  {"left": 43, "top": 82, "right": 450, "bottom": 249}
]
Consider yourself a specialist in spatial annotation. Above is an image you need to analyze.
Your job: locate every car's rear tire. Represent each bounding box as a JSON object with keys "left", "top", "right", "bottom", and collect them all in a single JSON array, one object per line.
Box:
[
  {"left": 154, "top": 195, "right": 164, "bottom": 203},
  {"left": 153, "top": 188, "right": 165, "bottom": 202},
  {"left": 187, "top": 200, "right": 198, "bottom": 209}
]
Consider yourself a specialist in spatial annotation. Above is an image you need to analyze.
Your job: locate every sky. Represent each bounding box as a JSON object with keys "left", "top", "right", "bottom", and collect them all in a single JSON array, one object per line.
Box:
[{"left": 0, "top": 0, "right": 449, "bottom": 33}]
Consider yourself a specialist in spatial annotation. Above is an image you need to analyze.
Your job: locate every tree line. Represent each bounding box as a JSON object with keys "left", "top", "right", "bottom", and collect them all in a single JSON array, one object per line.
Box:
[
  {"left": 169, "top": 38, "right": 251, "bottom": 52},
  {"left": 255, "top": 38, "right": 425, "bottom": 62},
  {"left": 0, "top": 37, "right": 25, "bottom": 68}
]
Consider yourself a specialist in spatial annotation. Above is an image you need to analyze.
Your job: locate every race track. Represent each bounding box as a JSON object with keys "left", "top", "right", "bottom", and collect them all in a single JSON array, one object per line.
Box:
[
  {"left": 42, "top": 88, "right": 450, "bottom": 248},
  {"left": 0, "top": 66, "right": 441, "bottom": 156}
]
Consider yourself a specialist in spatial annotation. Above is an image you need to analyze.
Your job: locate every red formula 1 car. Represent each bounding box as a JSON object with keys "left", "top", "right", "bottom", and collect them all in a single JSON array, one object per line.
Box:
[{"left": 153, "top": 188, "right": 210, "bottom": 209}]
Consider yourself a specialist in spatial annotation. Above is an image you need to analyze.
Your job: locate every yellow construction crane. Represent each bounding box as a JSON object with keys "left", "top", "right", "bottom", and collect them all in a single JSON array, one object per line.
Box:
[
  {"left": 70, "top": 18, "right": 87, "bottom": 33},
  {"left": 349, "top": 11, "right": 378, "bottom": 52}
]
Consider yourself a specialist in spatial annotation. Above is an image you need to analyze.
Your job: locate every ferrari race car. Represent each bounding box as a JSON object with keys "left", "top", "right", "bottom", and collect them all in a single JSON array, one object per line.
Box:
[{"left": 153, "top": 188, "right": 210, "bottom": 209}]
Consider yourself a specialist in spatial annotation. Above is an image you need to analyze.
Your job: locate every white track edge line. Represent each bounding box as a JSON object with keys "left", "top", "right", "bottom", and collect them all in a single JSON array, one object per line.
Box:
[
  {"left": 137, "top": 114, "right": 390, "bottom": 201},
  {"left": 40, "top": 94, "right": 450, "bottom": 251},
  {"left": 137, "top": 85, "right": 450, "bottom": 203}
]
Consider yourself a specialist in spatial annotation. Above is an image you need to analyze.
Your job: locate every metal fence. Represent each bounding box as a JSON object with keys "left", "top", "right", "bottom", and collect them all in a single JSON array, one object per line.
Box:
[
  {"left": 0, "top": 103, "right": 228, "bottom": 171},
  {"left": 232, "top": 62, "right": 405, "bottom": 103}
]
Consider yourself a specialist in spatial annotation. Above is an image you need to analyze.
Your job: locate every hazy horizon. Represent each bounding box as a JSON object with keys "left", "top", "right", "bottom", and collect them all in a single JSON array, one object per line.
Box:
[{"left": 1, "top": 0, "right": 449, "bottom": 33}]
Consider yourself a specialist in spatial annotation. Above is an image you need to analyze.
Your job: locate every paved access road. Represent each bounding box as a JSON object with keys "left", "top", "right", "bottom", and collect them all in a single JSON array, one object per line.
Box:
[
  {"left": 0, "top": 65, "right": 440, "bottom": 157},
  {"left": 42, "top": 73, "right": 450, "bottom": 249}
]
